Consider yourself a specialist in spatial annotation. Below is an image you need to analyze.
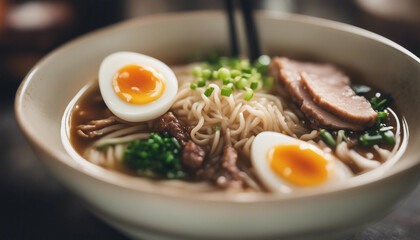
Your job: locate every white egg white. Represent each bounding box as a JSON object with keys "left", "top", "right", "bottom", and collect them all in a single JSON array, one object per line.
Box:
[
  {"left": 99, "top": 51, "right": 178, "bottom": 122},
  {"left": 251, "top": 131, "right": 352, "bottom": 193}
]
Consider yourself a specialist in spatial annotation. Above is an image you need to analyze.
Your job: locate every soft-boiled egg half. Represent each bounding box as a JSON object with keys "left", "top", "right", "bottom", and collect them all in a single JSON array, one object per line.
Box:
[
  {"left": 251, "top": 131, "right": 352, "bottom": 193},
  {"left": 99, "top": 52, "right": 178, "bottom": 122}
]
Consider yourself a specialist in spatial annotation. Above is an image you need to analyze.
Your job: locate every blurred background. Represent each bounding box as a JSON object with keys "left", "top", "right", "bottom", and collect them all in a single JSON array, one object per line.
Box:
[{"left": 1, "top": 0, "right": 419, "bottom": 239}]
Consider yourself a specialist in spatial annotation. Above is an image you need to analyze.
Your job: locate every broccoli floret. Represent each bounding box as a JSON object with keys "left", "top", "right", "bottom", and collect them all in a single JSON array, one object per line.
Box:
[{"left": 123, "top": 132, "right": 187, "bottom": 179}]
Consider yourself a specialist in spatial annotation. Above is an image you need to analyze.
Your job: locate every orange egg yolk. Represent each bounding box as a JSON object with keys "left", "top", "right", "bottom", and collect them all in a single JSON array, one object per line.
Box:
[
  {"left": 267, "top": 144, "right": 330, "bottom": 186},
  {"left": 112, "top": 64, "right": 165, "bottom": 104}
]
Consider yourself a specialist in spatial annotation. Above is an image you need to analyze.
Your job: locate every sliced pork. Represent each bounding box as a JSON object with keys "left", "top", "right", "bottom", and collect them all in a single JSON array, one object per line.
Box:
[
  {"left": 270, "top": 57, "right": 376, "bottom": 130},
  {"left": 301, "top": 72, "right": 376, "bottom": 126}
]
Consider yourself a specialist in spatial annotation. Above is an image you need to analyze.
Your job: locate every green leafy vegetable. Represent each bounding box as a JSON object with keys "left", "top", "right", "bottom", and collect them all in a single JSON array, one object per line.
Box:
[
  {"left": 123, "top": 132, "right": 187, "bottom": 179},
  {"left": 382, "top": 130, "right": 395, "bottom": 145},
  {"left": 353, "top": 91, "right": 396, "bottom": 147},
  {"left": 370, "top": 94, "right": 393, "bottom": 112},
  {"left": 359, "top": 132, "right": 383, "bottom": 146}
]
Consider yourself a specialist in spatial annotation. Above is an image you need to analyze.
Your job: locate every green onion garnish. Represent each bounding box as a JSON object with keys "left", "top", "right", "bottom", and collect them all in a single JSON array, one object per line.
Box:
[
  {"left": 337, "top": 130, "right": 347, "bottom": 142},
  {"left": 236, "top": 78, "right": 248, "bottom": 90},
  {"left": 359, "top": 133, "right": 383, "bottom": 146},
  {"left": 221, "top": 86, "right": 233, "bottom": 96},
  {"left": 204, "top": 87, "right": 215, "bottom": 97},
  {"left": 320, "top": 129, "right": 337, "bottom": 148},
  {"left": 381, "top": 130, "right": 395, "bottom": 145},
  {"left": 242, "top": 68, "right": 252, "bottom": 74},
  {"left": 192, "top": 66, "right": 202, "bottom": 77},
  {"left": 197, "top": 79, "right": 206, "bottom": 87},
  {"left": 371, "top": 96, "right": 393, "bottom": 111},
  {"left": 217, "top": 67, "right": 230, "bottom": 80},
  {"left": 375, "top": 111, "right": 389, "bottom": 126},
  {"left": 222, "top": 78, "right": 232, "bottom": 85},
  {"left": 190, "top": 55, "right": 272, "bottom": 98},
  {"left": 244, "top": 88, "right": 254, "bottom": 101},
  {"left": 250, "top": 81, "right": 259, "bottom": 90},
  {"left": 230, "top": 69, "right": 241, "bottom": 78},
  {"left": 202, "top": 69, "right": 212, "bottom": 80},
  {"left": 377, "top": 112, "right": 388, "bottom": 119}
]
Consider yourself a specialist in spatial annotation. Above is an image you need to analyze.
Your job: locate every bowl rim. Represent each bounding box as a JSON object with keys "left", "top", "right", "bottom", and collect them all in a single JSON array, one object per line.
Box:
[{"left": 15, "top": 10, "right": 420, "bottom": 203}]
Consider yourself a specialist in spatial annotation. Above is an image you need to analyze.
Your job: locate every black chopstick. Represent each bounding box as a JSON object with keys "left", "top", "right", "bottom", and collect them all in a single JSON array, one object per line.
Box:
[
  {"left": 224, "top": 0, "right": 239, "bottom": 57},
  {"left": 240, "top": 0, "right": 260, "bottom": 62}
]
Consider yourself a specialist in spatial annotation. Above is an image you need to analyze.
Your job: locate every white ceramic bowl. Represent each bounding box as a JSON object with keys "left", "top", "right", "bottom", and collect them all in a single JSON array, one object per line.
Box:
[{"left": 15, "top": 11, "right": 420, "bottom": 240}]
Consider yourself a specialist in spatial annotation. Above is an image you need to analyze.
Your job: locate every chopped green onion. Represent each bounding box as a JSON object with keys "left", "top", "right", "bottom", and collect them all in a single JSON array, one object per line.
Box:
[
  {"left": 320, "top": 129, "right": 337, "bottom": 148},
  {"left": 217, "top": 67, "right": 230, "bottom": 80},
  {"left": 230, "top": 69, "right": 241, "bottom": 78},
  {"left": 381, "top": 130, "right": 395, "bottom": 145},
  {"left": 374, "top": 97, "right": 393, "bottom": 111},
  {"left": 375, "top": 111, "right": 389, "bottom": 126},
  {"left": 242, "top": 68, "right": 252, "bottom": 74},
  {"left": 236, "top": 78, "right": 248, "bottom": 90},
  {"left": 213, "top": 126, "right": 220, "bottom": 132},
  {"left": 222, "top": 78, "right": 232, "bottom": 85},
  {"left": 250, "top": 81, "right": 259, "bottom": 90},
  {"left": 244, "top": 88, "right": 254, "bottom": 101},
  {"left": 204, "top": 87, "right": 215, "bottom": 97},
  {"left": 221, "top": 86, "right": 233, "bottom": 96},
  {"left": 193, "top": 66, "right": 202, "bottom": 77},
  {"left": 197, "top": 79, "right": 206, "bottom": 87},
  {"left": 377, "top": 112, "right": 388, "bottom": 119},
  {"left": 230, "top": 58, "right": 239, "bottom": 69},
  {"left": 370, "top": 97, "right": 378, "bottom": 106},
  {"left": 359, "top": 133, "right": 383, "bottom": 146},
  {"left": 212, "top": 70, "right": 218, "bottom": 79},
  {"left": 190, "top": 54, "right": 272, "bottom": 97},
  {"left": 255, "top": 55, "right": 271, "bottom": 73},
  {"left": 337, "top": 130, "right": 347, "bottom": 142},
  {"left": 371, "top": 96, "right": 393, "bottom": 111},
  {"left": 257, "top": 55, "right": 271, "bottom": 66},
  {"left": 202, "top": 69, "right": 212, "bottom": 80}
]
